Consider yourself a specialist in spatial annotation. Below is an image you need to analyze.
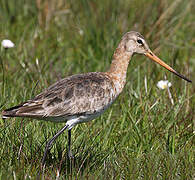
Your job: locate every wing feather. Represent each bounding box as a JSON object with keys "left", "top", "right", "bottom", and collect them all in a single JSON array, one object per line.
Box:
[{"left": 2, "top": 72, "right": 115, "bottom": 120}]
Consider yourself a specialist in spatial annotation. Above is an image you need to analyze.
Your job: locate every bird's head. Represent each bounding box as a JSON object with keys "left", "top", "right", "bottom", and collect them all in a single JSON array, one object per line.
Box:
[
  {"left": 122, "top": 31, "right": 150, "bottom": 54},
  {"left": 122, "top": 31, "right": 191, "bottom": 83}
]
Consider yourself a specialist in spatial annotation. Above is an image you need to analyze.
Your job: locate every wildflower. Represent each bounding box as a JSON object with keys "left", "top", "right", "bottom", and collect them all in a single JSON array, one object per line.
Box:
[
  {"left": 157, "top": 80, "right": 174, "bottom": 105},
  {"left": 157, "top": 80, "right": 172, "bottom": 90},
  {"left": 79, "top": 29, "right": 84, "bottom": 36},
  {"left": 1, "top": 39, "right": 15, "bottom": 48}
]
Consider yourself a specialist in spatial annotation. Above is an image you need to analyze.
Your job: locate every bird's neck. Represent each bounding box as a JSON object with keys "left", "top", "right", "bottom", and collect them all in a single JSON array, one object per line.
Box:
[{"left": 106, "top": 44, "right": 133, "bottom": 95}]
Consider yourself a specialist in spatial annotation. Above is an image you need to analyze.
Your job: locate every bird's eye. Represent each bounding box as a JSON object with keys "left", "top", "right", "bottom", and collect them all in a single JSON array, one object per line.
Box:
[{"left": 137, "top": 39, "right": 143, "bottom": 44}]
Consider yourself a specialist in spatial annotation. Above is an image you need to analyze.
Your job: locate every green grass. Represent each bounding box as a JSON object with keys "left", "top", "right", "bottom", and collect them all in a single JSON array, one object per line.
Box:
[{"left": 0, "top": 0, "right": 194, "bottom": 179}]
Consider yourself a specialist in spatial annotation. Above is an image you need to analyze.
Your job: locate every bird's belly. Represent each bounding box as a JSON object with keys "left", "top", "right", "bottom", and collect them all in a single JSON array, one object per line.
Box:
[
  {"left": 43, "top": 96, "right": 116, "bottom": 129},
  {"left": 66, "top": 102, "right": 113, "bottom": 129},
  {"left": 65, "top": 112, "right": 100, "bottom": 129},
  {"left": 65, "top": 99, "right": 116, "bottom": 129}
]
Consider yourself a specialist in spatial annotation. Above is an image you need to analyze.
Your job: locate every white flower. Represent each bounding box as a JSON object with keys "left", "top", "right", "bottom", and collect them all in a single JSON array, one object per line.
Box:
[
  {"left": 157, "top": 80, "right": 172, "bottom": 90},
  {"left": 79, "top": 29, "right": 84, "bottom": 36},
  {"left": 1, "top": 39, "right": 15, "bottom": 48}
]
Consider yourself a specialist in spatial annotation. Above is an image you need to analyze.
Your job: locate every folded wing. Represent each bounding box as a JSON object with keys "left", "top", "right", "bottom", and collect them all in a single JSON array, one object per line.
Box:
[{"left": 2, "top": 72, "right": 115, "bottom": 121}]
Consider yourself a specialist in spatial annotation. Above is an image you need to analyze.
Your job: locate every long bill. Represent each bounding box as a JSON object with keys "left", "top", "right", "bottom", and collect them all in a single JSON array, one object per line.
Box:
[{"left": 145, "top": 52, "right": 192, "bottom": 83}]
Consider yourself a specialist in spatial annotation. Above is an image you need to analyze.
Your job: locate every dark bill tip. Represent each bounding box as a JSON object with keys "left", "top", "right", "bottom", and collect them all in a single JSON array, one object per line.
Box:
[{"left": 172, "top": 70, "right": 192, "bottom": 83}]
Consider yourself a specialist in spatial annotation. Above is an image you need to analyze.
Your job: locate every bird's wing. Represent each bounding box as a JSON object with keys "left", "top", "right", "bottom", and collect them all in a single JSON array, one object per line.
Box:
[{"left": 2, "top": 72, "right": 115, "bottom": 120}]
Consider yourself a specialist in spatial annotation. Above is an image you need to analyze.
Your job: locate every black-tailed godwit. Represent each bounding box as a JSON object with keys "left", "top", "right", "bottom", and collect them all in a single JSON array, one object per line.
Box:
[{"left": 2, "top": 31, "right": 191, "bottom": 165}]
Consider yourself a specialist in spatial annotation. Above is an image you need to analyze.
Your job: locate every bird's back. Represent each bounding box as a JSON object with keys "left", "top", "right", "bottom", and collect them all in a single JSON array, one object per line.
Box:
[{"left": 2, "top": 72, "right": 116, "bottom": 122}]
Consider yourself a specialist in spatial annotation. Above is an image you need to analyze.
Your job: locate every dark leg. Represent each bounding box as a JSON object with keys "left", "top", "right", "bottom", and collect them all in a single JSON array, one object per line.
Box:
[
  {"left": 68, "top": 129, "right": 73, "bottom": 159},
  {"left": 41, "top": 125, "right": 68, "bottom": 166}
]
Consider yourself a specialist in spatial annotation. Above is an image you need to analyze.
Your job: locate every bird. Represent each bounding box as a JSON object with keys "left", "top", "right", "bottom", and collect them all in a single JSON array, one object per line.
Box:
[{"left": 2, "top": 31, "right": 192, "bottom": 165}]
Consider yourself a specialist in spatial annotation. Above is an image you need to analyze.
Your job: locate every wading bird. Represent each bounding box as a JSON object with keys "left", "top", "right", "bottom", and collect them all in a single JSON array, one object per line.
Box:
[{"left": 2, "top": 31, "right": 191, "bottom": 165}]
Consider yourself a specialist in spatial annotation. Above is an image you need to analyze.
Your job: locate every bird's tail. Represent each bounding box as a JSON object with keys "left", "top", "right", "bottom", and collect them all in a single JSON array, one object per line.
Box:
[
  {"left": 2, "top": 102, "right": 44, "bottom": 119},
  {"left": 2, "top": 104, "right": 25, "bottom": 119}
]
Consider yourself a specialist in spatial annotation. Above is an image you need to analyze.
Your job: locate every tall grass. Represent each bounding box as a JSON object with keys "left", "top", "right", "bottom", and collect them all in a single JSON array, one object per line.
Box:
[{"left": 0, "top": 0, "right": 194, "bottom": 179}]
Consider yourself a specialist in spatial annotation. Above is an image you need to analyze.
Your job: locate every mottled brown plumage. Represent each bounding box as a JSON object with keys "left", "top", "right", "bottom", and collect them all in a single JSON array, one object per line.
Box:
[
  {"left": 3, "top": 73, "right": 115, "bottom": 123},
  {"left": 2, "top": 31, "right": 191, "bottom": 165}
]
